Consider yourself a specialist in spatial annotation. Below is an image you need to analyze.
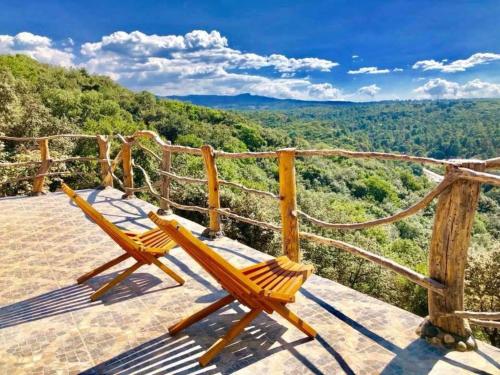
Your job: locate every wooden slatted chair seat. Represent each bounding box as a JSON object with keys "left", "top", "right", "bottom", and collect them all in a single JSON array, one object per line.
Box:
[
  {"left": 241, "top": 256, "right": 313, "bottom": 303},
  {"left": 62, "top": 183, "right": 184, "bottom": 300},
  {"left": 148, "top": 212, "right": 317, "bottom": 366},
  {"left": 124, "top": 228, "right": 176, "bottom": 254}
]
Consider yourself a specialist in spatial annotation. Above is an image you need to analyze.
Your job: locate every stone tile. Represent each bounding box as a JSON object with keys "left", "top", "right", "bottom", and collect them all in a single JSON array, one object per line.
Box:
[{"left": 0, "top": 188, "right": 498, "bottom": 374}]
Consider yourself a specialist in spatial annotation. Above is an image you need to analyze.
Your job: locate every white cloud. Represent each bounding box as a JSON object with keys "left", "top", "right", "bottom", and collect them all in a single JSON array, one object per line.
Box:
[
  {"left": 357, "top": 84, "right": 381, "bottom": 97},
  {"left": 348, "top": 66, "right": 390, "bottom": 74},
  {"left": 0, "top": 32, "right": 74, "bottom": 66},
  {"left": 79, "top": 30, "right": 342, "bottom": 100},
  {"left": 81, "top": 30, "right": 337, "bottom": 73},
  {"left": 352, "top": 54, "right": 359, "bottom": 59},
  {"left": 414, "top": 78, "right": 500, "bottom": 99},
  {"left": 412, "top": 52, "right": 500, "bottom": 73},
  {"left": 393, "top": 68, "right": 403, "bottom": 72}
]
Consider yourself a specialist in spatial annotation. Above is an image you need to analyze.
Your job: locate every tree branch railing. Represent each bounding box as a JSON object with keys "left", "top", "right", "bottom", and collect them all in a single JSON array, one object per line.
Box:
[{"left": 1, "top": 130, "right": 499, "bottom": 345}]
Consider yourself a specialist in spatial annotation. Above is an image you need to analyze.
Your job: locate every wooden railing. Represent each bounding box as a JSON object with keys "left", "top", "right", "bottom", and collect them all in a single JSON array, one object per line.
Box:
[{"left": 1, "top": 130, "right": 499, "bottom": 348}]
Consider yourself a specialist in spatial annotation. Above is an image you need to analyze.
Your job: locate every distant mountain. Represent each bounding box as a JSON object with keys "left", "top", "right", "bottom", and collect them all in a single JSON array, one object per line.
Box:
[{"left": 166, "top": 93, "right": 354, "bottom": 109}]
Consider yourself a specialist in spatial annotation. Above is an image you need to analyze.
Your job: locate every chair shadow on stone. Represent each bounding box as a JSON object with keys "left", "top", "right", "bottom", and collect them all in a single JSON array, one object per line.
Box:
[
  {"left": 0, "top": 271, "right": 174, "bottom": 329},
  {"left": 300, "top": 288, "right": 494, "bottom": 375},
  {"left": 81, "top": 303, "right": 324, "bottom": 375}
]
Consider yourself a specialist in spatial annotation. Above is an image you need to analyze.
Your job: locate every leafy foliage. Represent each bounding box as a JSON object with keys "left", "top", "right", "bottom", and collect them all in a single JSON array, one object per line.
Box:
[{"left": 1, "top": 55, "right": 498, "bottom": 346}]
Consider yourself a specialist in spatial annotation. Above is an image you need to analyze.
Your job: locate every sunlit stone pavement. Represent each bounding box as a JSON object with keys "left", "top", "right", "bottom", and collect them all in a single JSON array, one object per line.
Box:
[{"left": 0, "top": 188, "right": 498, "bottom": 374}]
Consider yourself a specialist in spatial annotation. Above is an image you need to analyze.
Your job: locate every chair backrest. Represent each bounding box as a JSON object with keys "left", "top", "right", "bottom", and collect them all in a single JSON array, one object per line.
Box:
[
  {"left": 61, "top": 184, "right": 146, "bottom": 261},
  {"left": 148, "top": 212, "right": 263, "bottom": 304}
]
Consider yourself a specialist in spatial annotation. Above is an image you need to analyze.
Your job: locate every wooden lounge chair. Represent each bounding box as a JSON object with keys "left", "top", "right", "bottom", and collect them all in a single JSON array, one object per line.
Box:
[
  {"left": 61, "top": 183, "right": 184, "bottom": 301},
  {"left": 148, "top": 212, "right": 317, "bottom": 366}
]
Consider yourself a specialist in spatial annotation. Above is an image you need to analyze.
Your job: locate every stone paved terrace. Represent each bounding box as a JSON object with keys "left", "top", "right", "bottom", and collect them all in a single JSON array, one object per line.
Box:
[{"left": 0, "top": 188, "right": 498, "bottom": 375}]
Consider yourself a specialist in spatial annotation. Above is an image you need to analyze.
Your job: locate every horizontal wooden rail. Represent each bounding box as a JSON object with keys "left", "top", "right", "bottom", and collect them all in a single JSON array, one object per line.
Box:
[
  {"left": 166, "top": 144, "right": 203, "bottom": 155},
  {"left": 219, "top": 180, "right": 279, "bottom": 199},
  {"left": 443, "top": 311, "right": 500, "bottom": 320},
  {"left": 51, "top": 157, "right": 103, "bottom": 164},
  {"left": 3, "top": 129, "right": 497, "bottom": 171},
  {"left": 0, "top": 134, "right": 96, "bottom": 142},
  {"left": 159, "top": 170, "right": 207, "bottom": 184},
  {"left": 456, "top": 167, "right": 500, "bottom": 186},
  {"left": 299, "top": 231, "right": 446, "bottom": 295},
  {"left": 159, "top": 170, "right": 278, "bottom": 199},
  {"left": 0, "top": 160, "right": 42, "bottom": 167},
  {"left": 0, "top": 156, "right": 104, "bottom": 168},
  {"left": 484, "top": 156, "right": 500, "bottom": 169},
  {"left": 296, "top": 149, "right": 455, "bottom": 166},
  {"left": 1, "top": 171, "right": 72, "bottom": 186},
  {"left": 297, "top": 174, "right": 458, "bottom": 230},
  {"left": 214, "top": 150, "right": 277, "bottom": 159},
  {"left": 469, "top": 319, "right": 500, "bottom": 329},
  {"left": 215, "top": 208, "right": 282, "bottom": 231}
]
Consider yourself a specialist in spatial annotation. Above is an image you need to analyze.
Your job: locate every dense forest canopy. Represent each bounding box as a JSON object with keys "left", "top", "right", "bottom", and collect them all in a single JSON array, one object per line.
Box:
[
  {"left": 1, "top": 55, "right": 498, "bottom": 346},
  {"left": 242, "top": 100, "right": 500, "bottom": 159}
]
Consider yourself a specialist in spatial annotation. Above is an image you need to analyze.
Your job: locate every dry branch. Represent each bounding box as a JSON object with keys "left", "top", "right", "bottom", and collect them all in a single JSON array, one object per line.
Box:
[{"left": 299, "top": 231, "right": 446, "bottom": 295}]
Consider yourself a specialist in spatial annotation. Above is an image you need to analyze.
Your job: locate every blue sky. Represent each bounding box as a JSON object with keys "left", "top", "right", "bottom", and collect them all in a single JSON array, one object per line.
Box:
[{"left": 1, "top": 0, "right": 499, "bottom": 101}]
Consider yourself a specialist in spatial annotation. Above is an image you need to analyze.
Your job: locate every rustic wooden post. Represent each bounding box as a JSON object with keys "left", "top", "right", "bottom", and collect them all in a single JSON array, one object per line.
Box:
[
  {"left": 96, "top": 135, "right": 113, "bottom": 189},
  {"left": 422, "top": 161, "right": 485, "bottom": 350},
  {"left": 157, "top": 141, "right": 172, "bottom": 215},
  {"left": 121, "top": 140, "right": 134, "bottom": 198},
  {"left": 201, "top": 145, "right": 223, "bottom": 238},
  {"left": 32, "top": 138, "right": 52, "bottom": 195},
  {"left": 277, "top": 148, "right": 300, "bottom": 262}
]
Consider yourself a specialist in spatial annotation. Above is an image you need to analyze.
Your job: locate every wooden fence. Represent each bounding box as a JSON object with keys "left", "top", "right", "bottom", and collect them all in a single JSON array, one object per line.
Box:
[{"left": 1, "top": 130, "right": 499, "bottom": 344}]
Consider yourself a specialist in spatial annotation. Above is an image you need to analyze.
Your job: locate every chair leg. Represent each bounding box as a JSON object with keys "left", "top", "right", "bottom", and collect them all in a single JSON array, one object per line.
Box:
[
  {"left": 199, "top": 308, "right": 262, "bottom": 367},
  {"left": 77, "top": 253, "right": 131, "bottom": 284},
  {"left": 90, "top": 261, "right": 143, "bottom": 301},
  {"left": 169, "top": 294, "right": 235, "bottom": 335},
  {"left": 148, "top": 255, "right": 185, "bottom": 285},
  {"left": 271, "top": 303, "right": 317, "bottom": 338}
]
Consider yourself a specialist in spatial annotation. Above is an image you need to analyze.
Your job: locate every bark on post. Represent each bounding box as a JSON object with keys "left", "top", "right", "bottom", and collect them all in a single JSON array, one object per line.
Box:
[
  {"left": 423, "top": 161, "right": 485, "bottom": 349},
  {"left": 277, "top": 148, "right": 300, "bottom": 262},
  {"left": 157, "top": 141, "right": 172, "bottom": 215},
  {"left": 32, "top": 139, "right": 52, "bottom": 195},
  {"left": 121, "top": 140, "right": 134, "bottom": 198},
  {"left": 97, "top": 135, "right": 113, "bottom": 188},
  {"left": 201, "top": 145, "right": 223, "bottom": 238}
]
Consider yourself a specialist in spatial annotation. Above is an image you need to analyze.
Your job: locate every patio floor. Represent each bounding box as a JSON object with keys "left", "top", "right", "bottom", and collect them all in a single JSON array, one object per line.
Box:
[{"left": 0, "top": 188, "right": 498, "bottom": 374}]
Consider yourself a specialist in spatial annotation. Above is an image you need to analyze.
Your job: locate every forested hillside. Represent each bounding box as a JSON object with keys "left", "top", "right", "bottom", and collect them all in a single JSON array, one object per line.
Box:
[
  {"left": 1, "top": 55, "right": 498, "bottom": 346},
  {"left": 243, "top": 100, "right": 500, "bottom": 159}
]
